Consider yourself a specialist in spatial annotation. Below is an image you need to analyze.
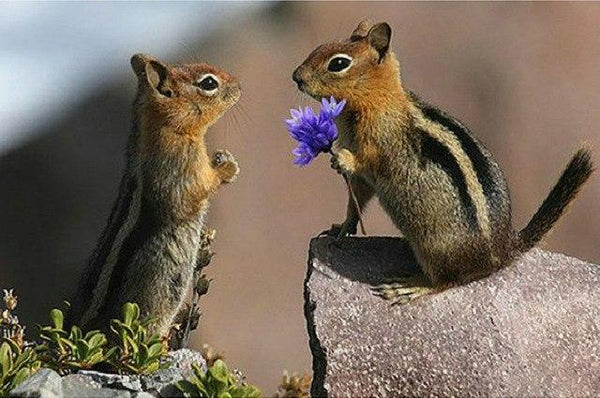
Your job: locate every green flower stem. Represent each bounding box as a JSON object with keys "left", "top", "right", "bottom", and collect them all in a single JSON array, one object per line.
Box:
[{"left": 329, "top": 149, "right": 367, "bottom": 236}]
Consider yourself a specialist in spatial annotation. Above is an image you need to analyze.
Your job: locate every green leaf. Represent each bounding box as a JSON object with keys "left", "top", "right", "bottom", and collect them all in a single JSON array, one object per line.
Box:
[
  {"left": 147, "top": 342, "right": 164, "bottom": 359},
  {"left": 143, "top": 362, "right": 159, "bottom": 374},
  {"left": 49, "top": 309, "right": 64, "bottom": 330},
  {"left": 122, "top": 303, "right": 140, "bottom": 326},
  {"left": 2, "top": 339, "right": 21, "bottom": 355},
  {"left": 176, "top": 380, "right": 207, "bottom": 397},
  {"left": 191, "top": 362, "right": 205, "bottom": 377},
  {"left": 70, "top": 326, "right": 82, "bottom": 341},
  {"left": 59, "top": 337, "right": 77, "bottom": 351},
  {"left": 138, "top": 344, "right": 149, "bottom": 365},
  {"left": 11, "top": 368, "right": 31, "bottom": 389},
  {"left": 87, "top": 333, "right": 107, "bottom": 350},
  {"left": 88, "top": 350, "right": 103, "bottom": 362},
  {"left": 0, "top": 343, "right": 12, "bottom": 377},
  {"left": 83, "top": 330, "right": 99, "bottom": 340},
  {"left": 76, "top": 340, "right": 90, "bottom": 358},
  {"left": 124, "top": 335, "right": 139, "bottom": 354},
  {"left": 209, "top": 360, "right": 229, "bottom": 385},
  {"left": 104, "top": 347, "right": 118, "bottom": 360},
  {"left": 239, "top": 386, "right": 261, "bottom": 398},
  {"left": 112, "top": 321, "right": 135, "bottom": 338}
]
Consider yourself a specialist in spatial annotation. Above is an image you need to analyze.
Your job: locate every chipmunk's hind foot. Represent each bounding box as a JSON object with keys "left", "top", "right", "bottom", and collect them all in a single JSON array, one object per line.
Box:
[{"left": 372, "top": 275, "right": 435, "bottom": 305}]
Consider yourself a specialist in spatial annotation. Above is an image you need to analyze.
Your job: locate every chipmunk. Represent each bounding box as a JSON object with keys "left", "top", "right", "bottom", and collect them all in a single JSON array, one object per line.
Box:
[
  {"left": 292, "top": 20, "right": 594, "bottom": 303},
  {"left": 66, "top": 54, "right": 240, "bottom": 335}
]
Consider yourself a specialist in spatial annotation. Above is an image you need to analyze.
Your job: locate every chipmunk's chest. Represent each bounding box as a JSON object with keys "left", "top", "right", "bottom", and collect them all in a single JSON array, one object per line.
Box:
[
  {"left": 336, "top": 112, "right": 381, "bottom": 169},
  {"left": 335, "top": 111, "right": 358, "bottom": 151}
]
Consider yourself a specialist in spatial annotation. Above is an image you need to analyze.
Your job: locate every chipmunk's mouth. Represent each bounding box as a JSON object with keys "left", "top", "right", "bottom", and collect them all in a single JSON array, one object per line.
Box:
[
  {"left": 292, "top": 67, "right": 313, "bottom": 96},
  {"left": 295, "top": 80, "right": 306, "bottom": 92},
  {"left": 296, "top": 82, "right": 317, "bottom": 99}
]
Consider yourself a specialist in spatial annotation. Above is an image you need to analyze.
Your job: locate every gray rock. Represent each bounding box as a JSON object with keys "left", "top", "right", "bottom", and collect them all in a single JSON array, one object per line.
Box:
[
  {"left": 78, "top": 371, "right": 142, "bottom": 392},
  {"left": 65, "top": 349, "right": 205, "bottom": 397},
  {"left": 167, "top": 348, "right": 208, "bottom": 376},
  {"left": 139, "top": 368, "right": 183, "bottom": 397},
  {"left": 9, "top": 348, "right": 207, "bottom": 397},
  {"left": 10, "top": 369, "right": 62, "bottom": 398},
  {"left": 139, "top": 349, "right": 207, "bottom": 397},
  {"left": 62, "top": 374, "right": 132, "bottom": 398},
  {"left": 132, "top": 393, "right": 154, "bottom": 398},
  {"left": 305, "top": 236, "right": 600, "bottom": 397}
]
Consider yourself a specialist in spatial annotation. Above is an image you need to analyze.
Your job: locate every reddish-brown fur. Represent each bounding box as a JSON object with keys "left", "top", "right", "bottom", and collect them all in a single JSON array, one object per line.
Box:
[{"left": 68, "top": 54, "right": 241, "bottom": 336}]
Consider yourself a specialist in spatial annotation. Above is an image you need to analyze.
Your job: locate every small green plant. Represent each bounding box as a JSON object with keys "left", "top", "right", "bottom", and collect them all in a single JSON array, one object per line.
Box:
[
  {"left": 200, "top": 344, "right": 225, "bottom": 368},
  {"left": 37, "top": 308, "right": 111, "bottom": 375},
  {"left": 170, "top": 228, "right": 215, "bottom": 350},
  {"left": 176, "top": 359, "right": 261, "bottom": 398},
  {"left": 0, "top": 288, "right": 40, "bottom": 396},
  {"left": 0, "top": 338, "right": 41, "bottom": 396},
  {"left": 108, "top": 303, "right": 169, "bottom": 374},
  {"left": 1, "top": 289, "right": 24, "bottom": 348},
  {"left": 275, "top": 371, "right": 311, "bottom": 398}
]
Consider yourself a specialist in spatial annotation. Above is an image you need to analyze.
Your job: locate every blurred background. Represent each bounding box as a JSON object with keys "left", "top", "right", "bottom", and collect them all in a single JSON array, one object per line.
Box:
[{"left": 2, "top": 2, "right": 599, "bottom": 392}]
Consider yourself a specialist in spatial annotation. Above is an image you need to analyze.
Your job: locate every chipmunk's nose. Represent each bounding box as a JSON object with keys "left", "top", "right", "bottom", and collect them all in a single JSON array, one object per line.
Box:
[{"left": 292, "top": 67, "right": 305, "bottom": 89}]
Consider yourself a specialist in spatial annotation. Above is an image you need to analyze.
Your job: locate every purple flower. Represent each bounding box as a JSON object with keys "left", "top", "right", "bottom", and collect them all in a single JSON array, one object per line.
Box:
[
  {"left": 286, "top": 96, "right": 346, "bottom": 166},
  {"left": 320, "top": 96, "right": 346, "bottom": 119}
]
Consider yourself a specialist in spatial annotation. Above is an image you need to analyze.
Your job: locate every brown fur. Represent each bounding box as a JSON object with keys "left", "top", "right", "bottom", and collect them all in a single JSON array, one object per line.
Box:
[
  {"left": 67, "top": 54, "right": 240, "bottom": 336},
  {"left": 293, "top": 20, "right": 593, "bottom": 288}
]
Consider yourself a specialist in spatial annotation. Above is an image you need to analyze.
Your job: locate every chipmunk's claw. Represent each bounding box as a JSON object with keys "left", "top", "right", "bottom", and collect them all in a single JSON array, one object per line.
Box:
[
  {"left": 212, "top": 150, "right": 232, "bottom": 166},
  {"left": 330, "top": 155, "right": 345, "bottom": 176},
  {"left": 213, "top": 149, "right": 239, "bottom": 183},
  {"left": 320, "top": 221, "right": 357, "bottom": 239},
  {"left": 372, "top": 276, "right": 434, "bottom": 305}
]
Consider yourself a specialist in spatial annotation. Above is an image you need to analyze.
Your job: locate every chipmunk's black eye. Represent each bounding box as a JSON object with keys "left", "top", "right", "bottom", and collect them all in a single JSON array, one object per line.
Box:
[
  {"left": 327, "top": 56, "right": 352, "bottom": 73},
  {"left": 195, "top": 75, "right": 219, "bottom": 92}
]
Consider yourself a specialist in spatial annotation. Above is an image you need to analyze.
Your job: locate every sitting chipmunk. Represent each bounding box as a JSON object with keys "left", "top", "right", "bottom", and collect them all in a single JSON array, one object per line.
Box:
[
  {"left": 66, "top": 54, "right": 240, "bottom": 335},
  {"left": 292, "top": 20, "right": 593, "bottom": 303}
]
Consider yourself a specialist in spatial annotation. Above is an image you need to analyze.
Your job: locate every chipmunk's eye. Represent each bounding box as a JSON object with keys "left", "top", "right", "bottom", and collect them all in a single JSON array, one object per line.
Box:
[
  {"left": 195, "top": 74, "right": 220, "bottom": 95},
  {"left": 327, "top": 54, "right": 353, "bottom": 73}
]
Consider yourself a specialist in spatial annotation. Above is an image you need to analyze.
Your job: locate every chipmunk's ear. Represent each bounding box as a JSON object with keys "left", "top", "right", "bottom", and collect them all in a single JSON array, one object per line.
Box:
[
  {"left": 350, "top": 18, "right": 374, "bottom": 40},
  {"left": 130, "top": 53, "right": 172, "bottom": 96},
  {"left": 367, "top": 22, "right": 392, "bottom": 63}
]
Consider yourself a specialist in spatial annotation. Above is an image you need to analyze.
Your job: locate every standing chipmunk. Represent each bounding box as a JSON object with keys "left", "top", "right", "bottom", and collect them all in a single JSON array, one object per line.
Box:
[
  {"left": 292, "top": 20, "right": 593, "bottom": 303},
  {"left": 66, "top": 54, "right": 240, "bottom": 335}
]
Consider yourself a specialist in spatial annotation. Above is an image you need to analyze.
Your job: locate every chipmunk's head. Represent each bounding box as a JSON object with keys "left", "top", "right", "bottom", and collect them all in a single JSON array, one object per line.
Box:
[
  {"left": 292, "top": 20, "right": 402, "bottom": 108},
  {"left": 131, "top": 54, "right": 240, "bottom": 135}
]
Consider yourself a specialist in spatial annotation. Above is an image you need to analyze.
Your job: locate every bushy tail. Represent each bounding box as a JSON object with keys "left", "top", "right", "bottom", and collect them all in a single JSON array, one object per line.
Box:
[{"left": 518, "top": 148, "right": 594, "bottom": 252}]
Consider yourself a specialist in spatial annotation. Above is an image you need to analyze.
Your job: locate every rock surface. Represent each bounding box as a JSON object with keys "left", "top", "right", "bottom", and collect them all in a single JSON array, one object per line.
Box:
[
  {"left": 10, "top": 368, "right": 63, "bottom": 398},
  {"left": 304, "top": 236, "right": 600, "bottom": 397},
  {"left": 10, "top": 349, "right": 207, "bottom": 398}
]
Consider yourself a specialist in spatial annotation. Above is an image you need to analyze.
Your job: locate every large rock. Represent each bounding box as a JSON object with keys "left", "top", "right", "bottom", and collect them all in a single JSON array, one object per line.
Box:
[
  {"left": 304, "top": 236, "right": 600, "bottom": 397},
  {"left": 10, "top": 369, "right": 62, "bottom": 398}
]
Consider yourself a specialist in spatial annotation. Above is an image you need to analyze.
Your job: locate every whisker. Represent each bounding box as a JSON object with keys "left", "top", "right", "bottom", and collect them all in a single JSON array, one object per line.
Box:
[
  {"left": 234, "top": 103, "right": 251, "bottom": 125},
  {"left": 230, "top": 107, "right": 244, "bottom": 136}
]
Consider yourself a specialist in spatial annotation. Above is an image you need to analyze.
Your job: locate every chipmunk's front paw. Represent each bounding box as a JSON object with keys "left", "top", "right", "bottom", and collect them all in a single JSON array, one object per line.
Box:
[
  {"left": 213, "top": 150, "right": 239, "bottom": 183},
  {"left": 320, "top": 220, "right": 357, "bottom": 239},
  {"left": 330, "top": 149, "right": 356, "bottom": 176},
  {"left": 372, "top": 275, "right": 435, "bottom": 305}
]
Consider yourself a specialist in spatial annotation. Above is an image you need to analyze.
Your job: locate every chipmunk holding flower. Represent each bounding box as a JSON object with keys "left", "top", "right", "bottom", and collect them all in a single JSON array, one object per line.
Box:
[
  {"left": 67, "top": 54, "right": 240, "bottom": 335},
  {"left": 292, "top": 19, "right": 593, "bottom": 303}
]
